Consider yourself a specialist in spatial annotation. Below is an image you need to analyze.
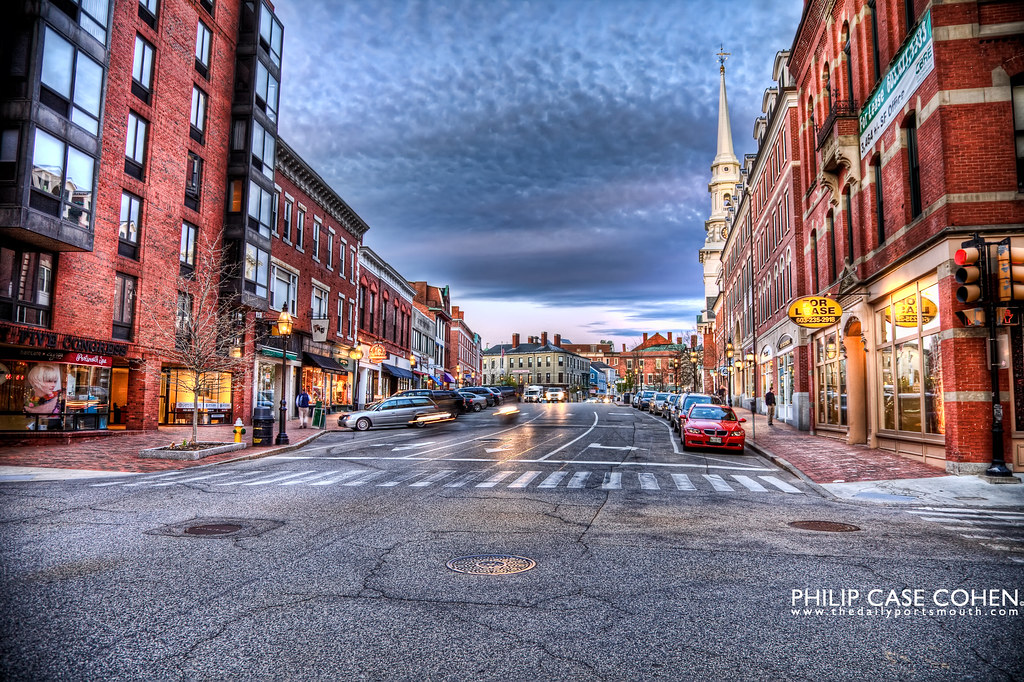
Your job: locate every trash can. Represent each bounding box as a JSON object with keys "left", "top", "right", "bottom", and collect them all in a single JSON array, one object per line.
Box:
[{"left": 252, "top": 407, "right": 275, "bottom": 446}]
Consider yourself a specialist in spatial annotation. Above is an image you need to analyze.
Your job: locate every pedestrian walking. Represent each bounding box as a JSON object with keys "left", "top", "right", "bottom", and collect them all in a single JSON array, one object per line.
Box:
[
  {"left": 296, "top": 388, "right": 311, "bottom": 428},
  {"left": 765, "top": 385, "right": 776, "bottom": 426}
]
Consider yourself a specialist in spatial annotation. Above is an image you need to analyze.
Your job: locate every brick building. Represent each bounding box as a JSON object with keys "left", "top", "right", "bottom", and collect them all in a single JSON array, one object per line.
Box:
[
  {"left": 483, "top": 332, "right": 590, "bottom": 398},
  {"left": 355, "top": 247, "right": 415, "bottom": 407},
  {"left": 410, "top": 281, "right": 454, "bottom": 389},
  {"left": 449, "top": 305, "right": 482, "bottom": 387},
  {"left": 710, "top": 0, "right": 1024, "bottom": 473}
]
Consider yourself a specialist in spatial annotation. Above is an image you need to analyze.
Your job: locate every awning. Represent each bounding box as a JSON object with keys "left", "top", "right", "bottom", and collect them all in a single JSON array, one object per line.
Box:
[
  {"left": 441, "top": 371, "right": 456, "bottom": 383},
  {"left": 260, "top": 347, "right": 298, "bottom": 361},
  {"left": 303, "top": 352, "right": 347, "bottom": 373},
  {"left": 381, "top": 363, "right": 415, "bottom": 380},
  {"left": 430, "top": 375, "right": 444, "bottom": 385}
]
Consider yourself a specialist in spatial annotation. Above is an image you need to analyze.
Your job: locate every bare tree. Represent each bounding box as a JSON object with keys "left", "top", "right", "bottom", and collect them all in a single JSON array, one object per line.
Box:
[{"left": 141, "top": 235, "right": 253, "bottom": 445}]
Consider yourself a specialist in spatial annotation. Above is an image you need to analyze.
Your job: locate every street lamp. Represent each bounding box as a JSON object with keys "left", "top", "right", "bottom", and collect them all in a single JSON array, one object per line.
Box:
[
  {"left": 456, "top": 364, "right": 462, "bottom": 388},
  {"left": 349, "top": 346, "right": 363, "bottom": 410},
  {"left": 273, "top": 305, "right": 293, "bottom": 446},
  {"left": 690, "top": 350, "right": 699, "bottom": 392},
  {"left": 409, "top": 353, "right": 418, "bottom": 388},
  {"left": 725, "top": 342, "right": 734, "bottom": 407},
  {"left": 745, "top": 351, "right": 756, "bottom": 407}
]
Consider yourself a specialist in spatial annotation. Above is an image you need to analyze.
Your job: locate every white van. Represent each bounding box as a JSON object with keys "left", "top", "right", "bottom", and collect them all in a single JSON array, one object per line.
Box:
[
  {"left": 544, "top": 387, "right": 566, "bottom": 403},
  {"left": 523, "top": 385, "right": 543, "bottom": 403}
]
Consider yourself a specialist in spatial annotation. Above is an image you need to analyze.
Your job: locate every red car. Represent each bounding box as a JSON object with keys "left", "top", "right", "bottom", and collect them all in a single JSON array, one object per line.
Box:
[{"left": 681, "top": 404, "right": 747, "bottom": 452}]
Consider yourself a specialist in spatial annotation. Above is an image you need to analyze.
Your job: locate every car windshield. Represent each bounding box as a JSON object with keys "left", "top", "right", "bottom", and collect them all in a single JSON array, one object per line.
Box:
[
  {"left": 655, "top": 393, "right": 669, "bottom": 400},
  {"left": 683, "top": 396, "right": 713, "bottom": 410},
  {"left": 689, "top": 405, "right": 736, "bottom": 421}
]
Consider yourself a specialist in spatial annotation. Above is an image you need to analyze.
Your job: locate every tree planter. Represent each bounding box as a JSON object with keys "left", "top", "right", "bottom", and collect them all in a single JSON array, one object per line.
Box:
[{"left": 139, "top": 442, "right": 246, "bottom": 461}]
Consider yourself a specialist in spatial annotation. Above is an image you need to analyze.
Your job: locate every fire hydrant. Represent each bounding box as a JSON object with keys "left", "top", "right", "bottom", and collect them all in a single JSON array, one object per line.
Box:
[{"left": 233, "top": 418, "right": 246, "bottom": 443}]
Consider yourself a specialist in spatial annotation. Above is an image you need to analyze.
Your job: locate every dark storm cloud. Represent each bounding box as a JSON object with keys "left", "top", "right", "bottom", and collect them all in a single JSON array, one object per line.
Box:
[{"left": 274, "top": 0, "right": 804, "bottom": 342}]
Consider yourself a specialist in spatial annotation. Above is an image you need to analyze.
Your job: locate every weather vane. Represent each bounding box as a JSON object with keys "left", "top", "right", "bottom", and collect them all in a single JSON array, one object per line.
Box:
[{"left": 717, "top": 44, "right": 730, "bottom": 73}]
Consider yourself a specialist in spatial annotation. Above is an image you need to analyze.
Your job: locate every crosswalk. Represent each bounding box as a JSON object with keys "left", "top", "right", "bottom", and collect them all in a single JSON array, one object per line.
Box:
[
  {"left": 90, "top": 467, "right": 806, "bottom": 495},
  {"left": 906, "top": 506, "right": 1024, "bottom": 563}
]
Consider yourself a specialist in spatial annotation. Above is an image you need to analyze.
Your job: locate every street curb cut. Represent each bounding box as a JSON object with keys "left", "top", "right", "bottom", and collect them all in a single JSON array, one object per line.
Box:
[
  {"left": 745, "top": 440, "right": 839, "bottom": 501},
  {"left": 196, "top": 429, "right": 332, "bottom": 469}
]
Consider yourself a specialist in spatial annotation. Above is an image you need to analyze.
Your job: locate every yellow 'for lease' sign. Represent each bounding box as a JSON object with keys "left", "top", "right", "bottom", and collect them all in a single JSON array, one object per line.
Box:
[{"left": 787, "top": 297, "right": 843, "bottom": 328}]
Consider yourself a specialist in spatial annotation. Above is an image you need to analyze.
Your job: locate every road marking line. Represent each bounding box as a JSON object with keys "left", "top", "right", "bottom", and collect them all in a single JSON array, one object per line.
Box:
[
  {"left": 588, "top": 443, "right": 639, "bottom": 451},
  {"left": 210, "top": 471, "right": 269, "bottom": 486},
  {"left": 476, "top": 471, "right": 514, "bottom": 488},
  {"left": 671, "top": 473, "right": 696, "bottom": 491},
  {"left": 342, "top": 471, "right": 386, "bottom": 486},
  {"left": 310, "top": 470, "right": 363, "bottom": 486},
  {"left": 150, "top": 472, "right": 233, "bottom": 486},
  {"left": 601, "top": 472, "right": 622, "bottom": 490},
  {"left": 392, "top": 442, "right": 438, "bottom": 451},
  {"left": 567, "top": 471, "right": 590, "bottom": 488},
  {"left": 538, "top": 471, "right": 568, "bottom": 488},
  {"left": 409, "top": 470, "right": 457, "bottom": 487},
  {"left": 242, "top": 471, "right": 316, "bottom": 486},
  {"left": 507, "top": 471, "right": 543, "bottom": 488},
  {"left": 637, "top": 472, "right": 659, "bottom": 490},
  {"left": 378, "top": 470, "right": 428, "bottom": 486},
  {"left": 120, "top": 471, "right": 195, "bottom": 487},
  {"left": 281, "top": 472, "right": 338, "bottom": 486},
  {"left": 703, "top": 474, "right": 734, "bottom": 492},
  {"left": 759, "top": 475, "right": 803, "bottom": 493},
  {"left": 732, "top": 475, "right": 769, "bottom": 492},
  {"left": 909, "top": 507, "right": 1024, "bottom": 516},
  {"left": 445, "top": 471, "right": 485, "bottom": 487},
  {"left": 537, "top": 412, "right": 600, "bottom": 461}
]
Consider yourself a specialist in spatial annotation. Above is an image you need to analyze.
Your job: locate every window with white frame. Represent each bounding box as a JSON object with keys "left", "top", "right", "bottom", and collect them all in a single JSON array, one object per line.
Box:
[
  {"left": 312, "top": 285, "right": 329, "bottom": 320},
  {"left": 271, "top": 263, "right": 297, "bottom": 315},
  {"left": 327, "top": 228, "right": 334, "bottom": 269},
  {"left": 312, "top": 219, "right": 321, "bottom": 260},
  {"left": 296, "top": 208, "right": 305, "bottom": 249},
  {"left": 244, "top": 243, "right": 269, "bottom": 298}
]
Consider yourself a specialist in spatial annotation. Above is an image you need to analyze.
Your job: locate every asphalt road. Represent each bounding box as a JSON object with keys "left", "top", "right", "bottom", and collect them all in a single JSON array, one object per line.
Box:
[{"left": 2, "top": 403, "right": 1022, "bottom": 681}]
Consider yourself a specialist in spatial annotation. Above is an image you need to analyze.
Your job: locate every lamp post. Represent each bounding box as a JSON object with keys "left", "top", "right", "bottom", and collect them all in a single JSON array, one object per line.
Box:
[
  {"left": 725, "top": 342, "right": 734, "bottom": 407},
  {"left": 409, "top": 353, "right": 418, "bottom": 388},
  {"left": 456, "top": 364, "right": 462, "bottom": 388},
  {"left": 690, "top": 350, "right": 699, "bottom": 392},
  {"left": 349, "top": 346, "right": 363, "bottom": 410},
  {"left": 273, "top": 305, "right": 293, "bottom": 446}
]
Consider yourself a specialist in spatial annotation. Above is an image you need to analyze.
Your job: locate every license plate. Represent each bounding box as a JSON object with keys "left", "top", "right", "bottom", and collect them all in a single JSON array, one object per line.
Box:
[{"left": 709, "top": 437, "right": 722, "bottom": 444}]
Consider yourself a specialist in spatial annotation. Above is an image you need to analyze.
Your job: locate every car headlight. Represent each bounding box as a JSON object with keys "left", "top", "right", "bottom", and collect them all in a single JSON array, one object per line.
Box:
[{"left": 685, "top": 427, "right": 702, "bottom": 434}]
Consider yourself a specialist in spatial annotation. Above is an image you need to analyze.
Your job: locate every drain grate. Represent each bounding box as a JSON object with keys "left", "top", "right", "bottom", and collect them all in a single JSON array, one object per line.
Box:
[
  {"left": 789, "top": 520, "right": 861, "bottom": 532},
  {"left": 446, "top": 554, "right": 536, "bottom": 575},
  {"left": 148, "top": 517, "right": 283, "bottom": 539}
]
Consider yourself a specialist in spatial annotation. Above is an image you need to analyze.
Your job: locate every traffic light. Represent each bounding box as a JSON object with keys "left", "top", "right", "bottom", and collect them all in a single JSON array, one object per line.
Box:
[
  {"left": 954, "top": 242, "right": 987, "bottom": 304},
  {"left": 995, "top": 243, "right": 1024, "bottom": 301},
  {"left": 954, "top": 307, "right": 986, "bottom": 327}
]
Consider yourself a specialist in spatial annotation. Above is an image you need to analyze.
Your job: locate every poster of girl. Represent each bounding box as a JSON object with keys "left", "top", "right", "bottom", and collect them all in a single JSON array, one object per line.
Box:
[{"left": 24, "top": 363, "right": 62, "bottom": 416}]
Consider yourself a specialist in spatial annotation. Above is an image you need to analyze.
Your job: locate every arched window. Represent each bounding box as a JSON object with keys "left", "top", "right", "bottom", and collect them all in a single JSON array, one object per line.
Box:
[
  {"left": 842, "top": 22, "right": 854, "bottom": 107},
  {"left": 822, "top": 66, "right": 832, "bottom": 115},
  {"left": 810, "top": 229, "right": 820, "bottom": 293},
  {"left": 827, "top": 211, "right": 838, "bottom": 284},
  {"left": 844, "top": 185, "right": 855, "bottom": 265},
  {"left": 905, "top": 113, "right": 922, "bottom": 219},
  {"left": 807, "top": 97, "right": 817, "bottom": 177},
  {"left": 867, "top": 0, "right": 881, "bottom": 84}
]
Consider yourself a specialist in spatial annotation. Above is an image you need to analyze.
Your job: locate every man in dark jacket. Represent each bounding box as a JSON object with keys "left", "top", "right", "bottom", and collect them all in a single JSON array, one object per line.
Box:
[{"left": 765, "top": 386, "right": 776, "bottom": 426}]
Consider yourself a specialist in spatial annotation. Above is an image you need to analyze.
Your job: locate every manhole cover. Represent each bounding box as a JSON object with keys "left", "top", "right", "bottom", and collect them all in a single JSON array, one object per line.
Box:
[
  {"left": 789, "top": 520, "right": 861, "bottom": 532},
  {"left": 184, "top": 523, "right": 244, "bottom": 536},
  {"left": 446, "top": 554, "right": 536, "bottom": 575}
]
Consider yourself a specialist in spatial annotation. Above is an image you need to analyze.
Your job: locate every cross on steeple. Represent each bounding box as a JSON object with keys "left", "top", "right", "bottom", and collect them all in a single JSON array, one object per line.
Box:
[{"left": 716, "top": 44, "right": 730, "bottom": 73}]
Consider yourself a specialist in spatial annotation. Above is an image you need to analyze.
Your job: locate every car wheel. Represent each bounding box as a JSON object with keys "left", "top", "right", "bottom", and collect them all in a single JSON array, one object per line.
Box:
[
  {"left": 354, "top": 417, "right": 371, "bottom": 431},
  {"left": 413, "top": 417, "right": 427, "bottom": 428},
  {"left": 473, "top": 403, "right": 482, "bottom": 412}
]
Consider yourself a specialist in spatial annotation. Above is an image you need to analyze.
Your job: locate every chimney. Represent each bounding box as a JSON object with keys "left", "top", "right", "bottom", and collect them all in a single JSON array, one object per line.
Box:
[
  {"left": 553, "top": 334, "right": 561, "bottom": 346},
  {"left": 622, "top": 343, "right": 626, "bottom": 352},
  {"left": 676, "top": 336, "right": 682, "bottom": 345},
  {"left": 512, "top": 333, "right": 520, "bottom": 348},
  {"left": 691, "top": 334, "right": 698, "bottom": 348},
  {"left": 541, "top": 331, "right": 548, "bottom": 346},
  {"left": 643, "top": 333, "right": 648, "bottom": 343}
]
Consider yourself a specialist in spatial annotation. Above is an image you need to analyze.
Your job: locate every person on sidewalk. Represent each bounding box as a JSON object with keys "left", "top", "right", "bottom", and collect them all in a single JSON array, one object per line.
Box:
[
  {"left": 765, "top": 386, "right": 776, "bottom": 426},
  {"left": 296, "top": 389, "right": 311, "bottom": 428}
]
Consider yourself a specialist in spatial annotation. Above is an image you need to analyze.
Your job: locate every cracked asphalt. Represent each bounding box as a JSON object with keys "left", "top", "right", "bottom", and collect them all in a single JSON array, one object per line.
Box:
[{"left": 1, "top": 403, "right": 1022, "bottom": 680}]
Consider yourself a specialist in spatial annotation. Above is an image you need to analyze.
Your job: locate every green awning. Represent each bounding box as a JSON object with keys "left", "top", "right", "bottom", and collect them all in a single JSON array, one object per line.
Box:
[{"left": 260, "top": 347, "right": 298, "bottom": 361}]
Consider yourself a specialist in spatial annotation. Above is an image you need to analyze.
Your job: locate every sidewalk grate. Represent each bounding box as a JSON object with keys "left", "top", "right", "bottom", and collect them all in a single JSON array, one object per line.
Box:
[{"left": 446, "top": 554, "right": 536, "bottom": 575}]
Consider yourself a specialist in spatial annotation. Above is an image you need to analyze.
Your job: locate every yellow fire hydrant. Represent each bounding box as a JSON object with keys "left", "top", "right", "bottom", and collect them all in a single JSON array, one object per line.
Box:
[{"left": 233, "top": 418, "right": 246, "bottom": 443}]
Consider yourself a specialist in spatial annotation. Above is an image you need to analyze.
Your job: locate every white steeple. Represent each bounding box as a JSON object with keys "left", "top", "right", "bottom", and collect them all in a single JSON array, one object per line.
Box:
[{"left": 713, "top": 49, "right": 738, "bottom": 167}]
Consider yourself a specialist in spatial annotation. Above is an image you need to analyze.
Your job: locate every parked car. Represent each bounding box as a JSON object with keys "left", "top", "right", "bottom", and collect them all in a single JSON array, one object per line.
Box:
[
  {"left": 673, "top": 392, "right": 723, "bottom": 432},
  {"left": 636, "top": 390, "right": 656, "bottom": 411},
  {"left": 663, "top": 393, "right": 681, "bottom": 420},
  {"left": 545, "top": 387, "right": 566, "bottom": 402},
  {"left": 460, "top": 386, "right": 496, "bottom": 407},
  {"left": 338, "top": 396, "right": 451, "bottom": 431},
  {"left": 458, "top": 390, "right": 487, "bottom": 412},
  {"left": 488, "top": 385, "right": 517, "bottom": 402},
  {"left": 482, "top": 386, "right": 505, "bottom": 405},
  {"left": 680, "top": 404, "right": 746, "bottom": 452},
  {"left": 650, "top": 392, "right": 672, "bottom": 416},
  {"left": 395, "top": 389, "right": 465, "bottom": 415}
]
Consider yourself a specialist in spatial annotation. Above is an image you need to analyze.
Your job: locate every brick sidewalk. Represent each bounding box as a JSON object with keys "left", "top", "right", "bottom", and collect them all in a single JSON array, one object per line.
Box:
[
  {"left": 0, "top": 418, "right": 325, "bottom": 473},
  {"left": 732, "top": 406, "right": 946, "bottom": 484}
]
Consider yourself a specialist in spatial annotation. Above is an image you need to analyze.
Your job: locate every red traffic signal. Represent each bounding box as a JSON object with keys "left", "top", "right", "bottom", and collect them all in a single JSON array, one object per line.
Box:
[
  {"left": 954, "top": 246, "right": 986, "bottom": 303},
  {"left": 995, "top": 244, "right": 1024, "bottom": 301}
]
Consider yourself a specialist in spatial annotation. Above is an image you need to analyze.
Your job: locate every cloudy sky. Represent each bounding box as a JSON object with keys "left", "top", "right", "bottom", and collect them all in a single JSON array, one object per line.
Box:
[{"left": 274, "top": 0, "right": 805, "bottom": 350}]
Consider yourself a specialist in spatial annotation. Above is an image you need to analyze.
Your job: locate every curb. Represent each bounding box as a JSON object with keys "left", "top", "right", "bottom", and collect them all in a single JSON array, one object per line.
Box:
[{"left": 744, "top": 440, "right": 839, "bottom": 501}]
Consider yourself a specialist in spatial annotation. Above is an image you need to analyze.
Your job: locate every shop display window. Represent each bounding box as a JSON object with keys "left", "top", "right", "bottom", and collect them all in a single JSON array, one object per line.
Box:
[
  {"left": 0, "top": 360, "right": 110, "bottom": 431},
  {"left": 161, "top": 368, "right": 232, "bottom": 424}
]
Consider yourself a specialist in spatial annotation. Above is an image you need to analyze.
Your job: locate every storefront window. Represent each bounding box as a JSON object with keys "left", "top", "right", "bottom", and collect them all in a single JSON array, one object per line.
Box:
[
  {"left": 876, "top": 279, "right": 943, "bottom": 435},
  {"left": 162, "top": 368, "right": 232, "bottom": 424},
  {"left": 0, "top": 359, "right": 110, "bottom": 431},
  {"left": 815, "top": 329, "right": 845, "bottom": 427}
]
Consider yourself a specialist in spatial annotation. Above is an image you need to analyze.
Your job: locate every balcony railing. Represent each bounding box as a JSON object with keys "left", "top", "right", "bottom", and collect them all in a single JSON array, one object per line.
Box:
[{"left": 816, "top": 99, "right": 859, "bottom": 149}]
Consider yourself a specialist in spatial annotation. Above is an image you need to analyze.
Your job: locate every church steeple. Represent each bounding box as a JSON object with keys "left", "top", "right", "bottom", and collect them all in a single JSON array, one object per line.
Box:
[{"left": 713, "top": 46, "right": 738, "bottom": 167}]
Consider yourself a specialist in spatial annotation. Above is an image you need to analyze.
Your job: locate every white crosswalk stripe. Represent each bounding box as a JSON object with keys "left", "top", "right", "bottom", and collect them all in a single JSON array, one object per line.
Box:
[
  {"left": 87, "top": 467, "right": 806, "bottom": 494},
  {"left": 906, "top": 506, "right": 1024, "bottom": 560}
]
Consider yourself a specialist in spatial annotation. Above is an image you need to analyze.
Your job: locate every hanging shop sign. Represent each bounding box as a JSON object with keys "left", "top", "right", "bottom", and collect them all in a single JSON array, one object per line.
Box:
[
  {"left": 311, "top": 319, "right": 329, "bottom": 343},
  {"left": 368, "top": 343, "right": 388, "bottom": 363},
  {"left": 859, "top": 10, "right": 934, "bottom": 158},
  {"left": 788, "top": 297, "right": 843, "bottom": 328},
  {"left": 887, "top": 294, "right": 938, "bottom": 327}
]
